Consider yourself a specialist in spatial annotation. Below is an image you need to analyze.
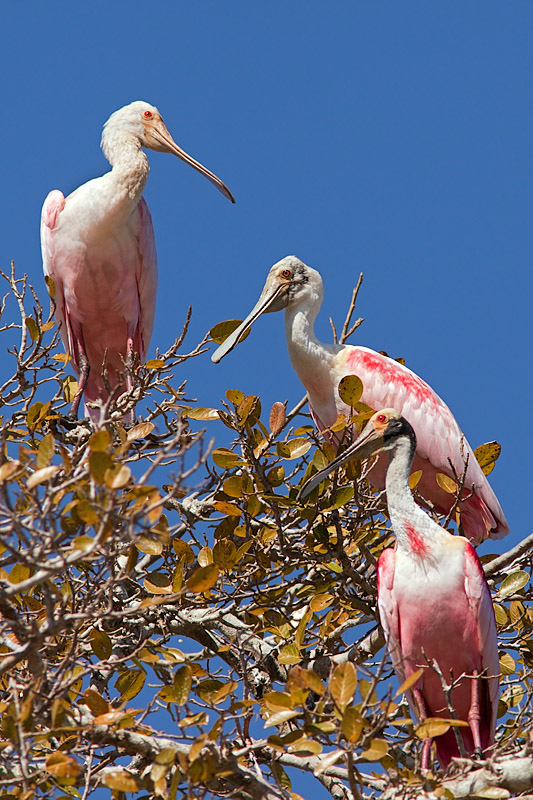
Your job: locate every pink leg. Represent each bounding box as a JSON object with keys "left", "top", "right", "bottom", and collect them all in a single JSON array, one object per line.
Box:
[
  {"left": 468, "top": 670, "right": 483, "bottom": 757},
  {"left": 413, "top": 688, "right": 432, "bottom": 771}
]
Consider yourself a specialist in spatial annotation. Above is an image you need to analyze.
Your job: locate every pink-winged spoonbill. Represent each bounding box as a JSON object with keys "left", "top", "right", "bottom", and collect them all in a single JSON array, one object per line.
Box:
[
  {"left": 211, "top": 256, "right": 508, "bottom": 543},
  {"left": 299, "top": 409, "right": 500, "bottom": 770},
  {"left": 42, "top": 100, "right": 234, "bottom": 421}
]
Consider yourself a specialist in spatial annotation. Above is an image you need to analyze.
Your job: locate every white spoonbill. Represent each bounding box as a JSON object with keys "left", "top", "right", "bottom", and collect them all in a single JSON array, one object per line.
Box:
[
  {"left": 211, "top": 256, "right": 508, "bottom": 544},
  {"left": 299, "top": 409, "right": 500, "bottom": 770},
  {"left": 42, "top": 100, "right": 234, "bottom": 421}
]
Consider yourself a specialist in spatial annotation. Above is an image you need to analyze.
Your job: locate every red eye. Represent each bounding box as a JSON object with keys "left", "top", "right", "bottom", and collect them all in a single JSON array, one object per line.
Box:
[
  {"left": 281, "top": 269, "right": 291, "bottom": 279},
  {"left": 377, "top": 414, "right": 386, "bottom": 423},
  {"left": 143, "top": 110, "right": 153, "bottom": 119}
]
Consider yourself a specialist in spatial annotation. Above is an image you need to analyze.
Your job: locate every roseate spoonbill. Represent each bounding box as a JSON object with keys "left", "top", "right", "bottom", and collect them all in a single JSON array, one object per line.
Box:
[
  {"left": 42, "top": 100, "right": 234, "bottom": 421},
  {"left": 299, "top": 409, "right": 499, "bottom": 770},
  {"left": 211, "top": 256, "right": 508, "bottom": 544}
]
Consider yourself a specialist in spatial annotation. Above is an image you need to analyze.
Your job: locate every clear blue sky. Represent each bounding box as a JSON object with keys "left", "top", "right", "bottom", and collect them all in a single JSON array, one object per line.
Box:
[
  {"left": 2, "top": 1, "right": 532, "bottom": 793},
  {"left": 3, "top": 1, "right": 530, "bottom": 542}
]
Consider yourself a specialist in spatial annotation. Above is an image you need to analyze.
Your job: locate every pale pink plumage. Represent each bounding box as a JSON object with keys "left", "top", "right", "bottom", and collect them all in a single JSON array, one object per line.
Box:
[
  {"left": 300, "top": 410, "right": 500, "bottom": 770},
  {"left": 42, "top": 100, "right": 234, "bottom": 421},
  {"left": 211, "top": 256, "right": 508, "bottom": 543}
]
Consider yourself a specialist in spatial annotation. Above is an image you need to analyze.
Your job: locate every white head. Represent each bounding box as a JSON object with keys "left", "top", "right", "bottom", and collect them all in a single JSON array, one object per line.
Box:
[
  {"left": 101, "top": 100, "right": 235, "bottom": 202},
  {"left": 211, "top": 256, "right": 324, "bottom": 363}
]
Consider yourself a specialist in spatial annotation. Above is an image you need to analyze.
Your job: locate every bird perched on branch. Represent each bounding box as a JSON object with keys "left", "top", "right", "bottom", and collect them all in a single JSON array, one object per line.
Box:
[
  {"left": 42, "top": 100, "right": 234, "bottom": 422},
  {"left": 212, "top": 256, "right": 508, "bottom": 543},
  {"left": 299, "top": 409, "right": 499, "bottom": 770}
]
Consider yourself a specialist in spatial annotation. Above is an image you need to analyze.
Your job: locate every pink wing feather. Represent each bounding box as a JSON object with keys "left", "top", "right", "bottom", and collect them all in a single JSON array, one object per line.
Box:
[{"left": 340, "top": 346, "right": 508, "bottom": 541}]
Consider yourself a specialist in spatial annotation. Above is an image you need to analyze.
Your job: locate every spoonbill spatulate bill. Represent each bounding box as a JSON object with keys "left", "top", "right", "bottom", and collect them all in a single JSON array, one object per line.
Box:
[
  {"left": 41, "top": 100, "right": 235, "bottom": 422},
  {"left": 211, "top": 256, "right": 508, "bottom": 544},
  {"left": 300, "top": 409, "right": 499, "bottom": 770}
]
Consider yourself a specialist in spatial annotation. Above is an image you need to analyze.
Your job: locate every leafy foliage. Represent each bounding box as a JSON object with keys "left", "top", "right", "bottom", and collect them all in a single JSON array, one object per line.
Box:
[{"left": 0, "top": 267, "right": 532, "bottom": 800}]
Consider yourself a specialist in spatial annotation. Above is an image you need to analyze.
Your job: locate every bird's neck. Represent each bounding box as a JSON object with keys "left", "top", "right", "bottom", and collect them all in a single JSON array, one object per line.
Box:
[
  {"left": 385, "top": 437, "right": 443, "bottom": 553},
  {"left": 284, "top": 297, "right": 338, "bottom": 386},
  {"left": 104, "top": 137, "right": 150, "bottom": 204}
]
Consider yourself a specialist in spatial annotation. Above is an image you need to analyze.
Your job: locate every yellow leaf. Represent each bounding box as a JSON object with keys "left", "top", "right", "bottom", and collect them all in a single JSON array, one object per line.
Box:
[
  {"left": 89, "top": 451, "right": 113, "bottom": 483},
  {"left": 310, "top": 593, "right": 334, "bottom": 611},
  {"left": 62, "top": 375, "right": 78, "bottom": 403},
  {"left": 186, "top": 564, "right": 219, "bottom": 593},
  {"left": 409, "top": 470, "right": 422, "bottom": 489},
  {"left": 102, "top": 769, "right": 139, "bottom": 792},
  {"left": 91, "top": 629, "right": 112, "bottom": 660},
  {"left": 499, "top": 570, "right": 529, "bottom": 598},
  {"left": 127, "top": 421, "right": 155, "bottom": 441},
  {"left": 329, "top": 662, "right": 357, "bottom": 709},
  {"left": 27, "top": 465, "right": 61, "bottom": 488},
  {"left": 212, "top": 448, "right": 243, "bottom": 469},
  {"left": 299, "top": 669, "right": 325, "bottom": 696},
  {"left": 172, "top": 540, "right": 195, "bottom": 563},
  {"left": 210, "top": 319, "right": 251, "bottom": 345},
  {"left": 83, "top": 689, "right": 109, "bottom": 716},
  {"left": 395, "top": 667, "right": 424, "bottom": 697},
  {"left": 136, "top": 535, "right": 163, "bottom": 556},
  {"left": 37, "top": 433, "right": 55, "bottom": 469},
  {"left": 341, "top": 706, "right": 363, "bottom": 743},
  {"left": 338, "top": 375, "right": 363, "bottom": 407},
  {"left": 361, "top": 738, "right": 389, "bottom": 761},
  {"left": 144, "top": 572, "right": 173, "bottom": 594},
  {"left": 499, "top": 653, "right": 515, "bottom": 676},
  {"left": 213, "top": 500, "right": 242, "bottom": 516},
  {"left": 213, "top": 539, "right": 237, "bottom": 572},
  {"left": 145, "top": 358, "right": 165, "bottom": 369},
  {"left": 25, "top": 316, "right": 39, "bottom": 341},
  {"left": 174, "top": 665, "right": 193, "bottom": 705},
  {"left": 89, "top": 430, "right": 111, "bottom": 451},
  {"left": 184, "top": 407, "right": 220, "bottom": 421},
  {"left": 278, "top": 644, "right": 302, "bottom": 665},
  {"left": 415, "top": 717, "right": 468, "bottom": 739},
  {"left": 435, "top": 472, "right": 457, "bottom": 494},
  {"left": 45, "top": 275, "right": 56, "bottom": 298},
  {"left": 104, "top": 464, "right": 131, "bottom": 489},
  {"left": 9, "top": 564, "right": 31, "bottom": 584},
  {"left": 115, "top": 669, "right": 146, "bottom": 701},
  {"left": 226, "top": 389, "right": 245, "bottom": 404},
  {"left": 474, "top": 441, "right": 502, "bottom": 476},
  {"left": 0, "top": 460, "right": 20, "bottom": 482},
  {"left": 264, "top": 709, "right": 299, "bottom": 728},
  {"left": 45, "top": 753, "right": 82, "bottom": 778},
  {"left": 198, "top": 546, "right": 213, "bottom": 566}
]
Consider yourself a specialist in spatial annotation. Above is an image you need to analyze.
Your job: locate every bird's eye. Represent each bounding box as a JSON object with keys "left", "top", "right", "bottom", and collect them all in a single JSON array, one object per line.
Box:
[
  {"left": 143, "top": 110, "right": 153, "bottom": 119},
  {"left": 281, "top": 269, "right": 291, "bottom": 279},
  {"left": 377, "top": 414, "right": 387, "bottom": 423}
]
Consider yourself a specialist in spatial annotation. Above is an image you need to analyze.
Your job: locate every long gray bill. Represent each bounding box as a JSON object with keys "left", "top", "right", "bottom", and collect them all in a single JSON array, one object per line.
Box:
[
  {"left": 211, "top": 284, "right": 286, "bottom": 363},
  {"left": 297, "top": 422, "right": 383, "bottom": 501}
]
